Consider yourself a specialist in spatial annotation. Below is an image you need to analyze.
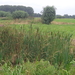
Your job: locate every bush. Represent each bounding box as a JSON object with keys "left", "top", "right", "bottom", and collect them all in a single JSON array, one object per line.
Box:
[
  {"left": 0, "top": 11, "right": 11, "bottom": 17},
  {"left": 12, "top": 10, "right": 29, "bottom": 19},
  {"left": 41, "top": 6, "right": 56, "bottom": 24}
]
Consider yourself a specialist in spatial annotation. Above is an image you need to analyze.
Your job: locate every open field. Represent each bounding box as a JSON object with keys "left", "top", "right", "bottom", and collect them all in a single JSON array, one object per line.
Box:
[
  {"left": 54, "top": 18, "right": 75, "bottom": 23},
  {"left": 0, "top": 18, "right": 75, "bottom": 75},
  {"left": 14, "top": 24, "right": 75, "bottom": 37},
  {"left": 0, "top": 18, "right": 75, "bottom": 38}
]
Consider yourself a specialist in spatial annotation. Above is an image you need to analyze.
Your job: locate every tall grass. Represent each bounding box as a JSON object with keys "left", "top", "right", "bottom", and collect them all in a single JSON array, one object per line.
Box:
[
  {"left": 0, "top": 25, "right": 74, "bottom": 68},
  {"left": 0, "top": 26, "right": 24, "bottom": 64}
]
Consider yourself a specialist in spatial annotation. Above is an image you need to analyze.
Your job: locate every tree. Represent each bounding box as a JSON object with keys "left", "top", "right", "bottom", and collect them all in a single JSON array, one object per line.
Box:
[
  {"left": 12, "top": 10, "right": 29, "bottom": 19},
  {"left": 41, "top": 6, "right": 56, "bottom": 24},
  {"left": 26, "top": 7, "right": 34, "bottom": 17}
]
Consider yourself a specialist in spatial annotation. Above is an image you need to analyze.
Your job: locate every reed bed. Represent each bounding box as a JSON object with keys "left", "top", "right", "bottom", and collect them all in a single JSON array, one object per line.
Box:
[{"left": 0, "top": 25, "right": 74, "bottom": 68}]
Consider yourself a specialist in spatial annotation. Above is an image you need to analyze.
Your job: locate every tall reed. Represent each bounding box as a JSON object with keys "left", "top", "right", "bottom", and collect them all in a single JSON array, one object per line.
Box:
[{"left": 0, "top": 25, "right": 74, "bottom": 68}]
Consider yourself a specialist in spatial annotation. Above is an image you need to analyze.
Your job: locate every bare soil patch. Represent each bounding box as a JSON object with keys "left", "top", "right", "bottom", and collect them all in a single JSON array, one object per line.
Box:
[{"left": 52, "top": 21, "right": 75, "bottom": 25}]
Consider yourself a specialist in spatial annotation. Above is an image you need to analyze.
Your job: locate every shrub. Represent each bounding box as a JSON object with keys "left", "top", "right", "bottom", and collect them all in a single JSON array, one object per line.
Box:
[
  {"left": 41, "top": 6, "right": 56, "bottom": 24},
  {"left": 12, "top": 10, "right": 29, "bottom": 19},
  {"left": 0, "top": 11, "right": 11, "bottom": 17}
]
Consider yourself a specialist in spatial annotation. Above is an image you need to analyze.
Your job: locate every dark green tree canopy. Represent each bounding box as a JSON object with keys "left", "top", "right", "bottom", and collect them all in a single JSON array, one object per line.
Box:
[
  {"left": 12, "top": 10, "right": 29, "bottom": 19},
  {"left": 0, "top": 5, "right": 34, "bottom": 17},
  {"left": 42, "top": 6, "right": 56, "bottom": 24},
  {"left": 26, "top": 7, "right": 34, "bottom": 16},
  {"left": 34, "top": 13, "right": 42, "bottom": 17},
  {"left": 0, "top": 11, "right": 11, "bottom": 17}
]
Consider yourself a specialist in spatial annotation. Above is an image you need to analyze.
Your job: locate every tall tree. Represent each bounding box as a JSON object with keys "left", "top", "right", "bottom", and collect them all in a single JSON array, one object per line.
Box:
[{"left": 26, "top": 7, "right": 34, "bottom": 16}]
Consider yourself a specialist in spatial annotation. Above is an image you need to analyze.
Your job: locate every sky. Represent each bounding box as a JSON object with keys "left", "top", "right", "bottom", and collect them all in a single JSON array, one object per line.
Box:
[{"left": 0, "top": 0, "right": 75, "bottom": 15}]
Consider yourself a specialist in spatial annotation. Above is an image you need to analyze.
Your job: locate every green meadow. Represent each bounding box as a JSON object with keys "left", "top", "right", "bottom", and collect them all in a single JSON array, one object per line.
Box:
[
  {"left": 54, "top": 18, "right": 75, "bottom": 23},
  {"left": 0, "top": 18, "right": 74, "bottom": 38}
]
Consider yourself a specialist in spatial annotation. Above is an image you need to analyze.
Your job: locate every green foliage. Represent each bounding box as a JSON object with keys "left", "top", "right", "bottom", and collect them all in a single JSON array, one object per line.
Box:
[
  {"left": 0, "top": 25, "right": 75, "bottom": 75},
  {"left": 0, "top": 60, "right": 75, "bottom": 75},
  {"left": 0, "top": 26, "right": 73, "bottom": 68},
  {"left": 42, "top": 6, "right": 56, "bottom": 24},
  {"left": 0, "top": 11, "right": 11, "bottom": 17},
  {"left": 34, "top": 13, "right": 41, "bottom": 17},
  {"left": 0, "top": 5, "right": 34, "bottom": 17},
  {"left": 0, "top": 26, "right": 24, "bottom": 62},
  {"left": 12, "top": 10, "right": 29, "bottom": 19},
  {"left": 23, "top": 27, "right": 73, "bottom": 68},
  {"left": 1, "top": 60, "right": 56, "bottom": 75},
  {"left": 35, "top": 60, "right": 56, "bottom": 75},
  {"left": 26, "top": 7, "right": 34, "bottom": 16}
]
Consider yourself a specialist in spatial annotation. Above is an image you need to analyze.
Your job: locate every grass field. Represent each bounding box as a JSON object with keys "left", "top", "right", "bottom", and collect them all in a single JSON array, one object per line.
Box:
[
  {"left": 8, "top": 24, "right": 75, "bottom": 39},
  {"left": 3, "top": 18, "right": 74, "bottom": 38},
  {"left": 54, "top": 18, "right": 75, "bottom": 23}
]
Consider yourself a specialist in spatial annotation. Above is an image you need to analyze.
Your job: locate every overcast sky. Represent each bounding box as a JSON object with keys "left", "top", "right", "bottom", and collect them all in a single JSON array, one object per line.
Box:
[{"left": 0, "top": 0, "right": 75, "bottom": 15}]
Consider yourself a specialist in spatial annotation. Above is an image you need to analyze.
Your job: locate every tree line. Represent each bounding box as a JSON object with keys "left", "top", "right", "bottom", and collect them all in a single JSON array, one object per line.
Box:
[
  {"left": 0, "top": 5, "right": 42, "bottom": 18},
  {"left": 0, "top": 5, "right": 56, "bottom": 24},
  {"left": 0, "top": 5, "right": 34, "bottom": 16},
  {"left": 56, "top": 14, "right": 75, "bottom": 19},
  {"left": 0, "top": 5, "right": 75, "bottom": 24}
]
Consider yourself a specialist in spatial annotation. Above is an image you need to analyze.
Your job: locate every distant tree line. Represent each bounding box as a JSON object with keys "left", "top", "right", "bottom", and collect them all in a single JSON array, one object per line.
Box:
[
  {"left": 0, "top": 5, "right": 34, "bottom": 16},
  {"left": 0, "top": 5, "right": 43, "bottom": 19},
  {"left": 34, "top": 13, "right": 42, "bottom": 17},
  {"left": 56, "top": 14, "right": 75, "bottom": 19}
]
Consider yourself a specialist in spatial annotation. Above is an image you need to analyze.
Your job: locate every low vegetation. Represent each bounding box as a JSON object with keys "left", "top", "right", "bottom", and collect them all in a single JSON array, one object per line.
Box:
[
  {"left": 0, "top": 22, "right": 75, "bottom": 74},
  {"left": 0, "top": 4, "right": 75, "bottom": 75},
  {"left": 0, "top": 60, "right": 75, "bottom": 75},
  {"left": 0, "top": 17, "right": 75, "bottom": 74}
]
